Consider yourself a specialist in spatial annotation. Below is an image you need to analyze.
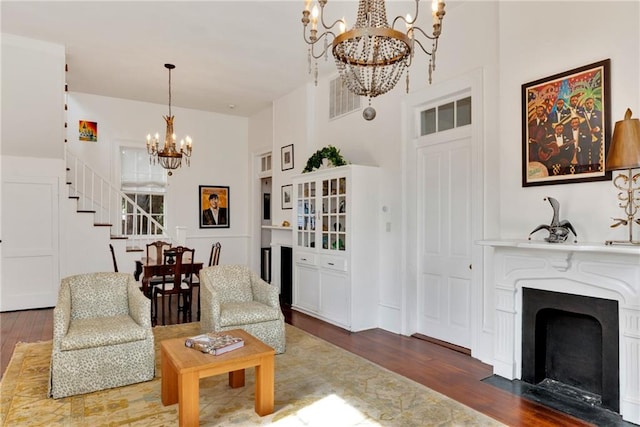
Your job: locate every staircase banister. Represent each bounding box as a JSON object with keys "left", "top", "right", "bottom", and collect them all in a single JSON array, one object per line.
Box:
[{"left": 66, "top": 148, "right": 170, "bottom": 238}]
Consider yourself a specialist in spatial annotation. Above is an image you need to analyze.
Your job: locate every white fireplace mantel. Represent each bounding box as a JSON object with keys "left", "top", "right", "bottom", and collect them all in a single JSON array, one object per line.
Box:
[{"left": 478, "top": 239, "right": 640, "bottom": 424}]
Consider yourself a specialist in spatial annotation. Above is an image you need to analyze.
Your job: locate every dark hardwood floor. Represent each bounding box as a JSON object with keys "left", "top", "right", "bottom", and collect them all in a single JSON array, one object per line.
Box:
[{"left": 0, "top": 300, "right": 593, "bottom": 427}]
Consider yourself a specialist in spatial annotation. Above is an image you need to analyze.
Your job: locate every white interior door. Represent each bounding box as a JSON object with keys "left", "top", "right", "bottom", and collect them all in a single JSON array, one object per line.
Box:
[
  {"left": 1, "top": 176, "right": 60, "bottom": 311},
  {"left": 416, "top": 132, "right": 473, "bottom": 348}
]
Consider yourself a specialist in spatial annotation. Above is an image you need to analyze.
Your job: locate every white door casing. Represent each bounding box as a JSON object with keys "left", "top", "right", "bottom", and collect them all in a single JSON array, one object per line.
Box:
[{"left": 401, "top": 69, "right": 484, "bottom": 355}]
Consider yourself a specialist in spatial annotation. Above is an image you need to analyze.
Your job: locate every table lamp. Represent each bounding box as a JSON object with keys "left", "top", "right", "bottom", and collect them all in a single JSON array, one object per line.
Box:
[{"left": 605, "top": 108, "right": 640, "bottom": 245}]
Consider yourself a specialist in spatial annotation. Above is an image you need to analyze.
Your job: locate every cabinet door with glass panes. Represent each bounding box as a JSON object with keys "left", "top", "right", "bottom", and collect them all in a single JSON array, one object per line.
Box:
[
  {"left": 320, "top": 177, "right": 346, "bottom": 251},
  {"left": 295, "top": 180, "right": 316, "bottom": 249}
]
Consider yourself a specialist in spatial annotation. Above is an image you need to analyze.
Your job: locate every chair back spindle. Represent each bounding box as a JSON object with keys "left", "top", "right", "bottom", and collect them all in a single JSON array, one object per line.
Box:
[
  {"left": 208, "top": 242, "right": 222, "bottom": 266},
  {"left": 109, "top": 244, "right": 119, "bottom": 272}
]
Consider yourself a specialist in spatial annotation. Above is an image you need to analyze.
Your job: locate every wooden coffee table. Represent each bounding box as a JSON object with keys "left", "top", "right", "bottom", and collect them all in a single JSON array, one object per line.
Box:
[{"left": 160, "top": 329, "right": 275, "bottom": 426}]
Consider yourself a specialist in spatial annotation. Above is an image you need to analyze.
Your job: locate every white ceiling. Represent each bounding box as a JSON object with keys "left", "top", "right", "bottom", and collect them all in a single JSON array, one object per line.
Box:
[
  {"left": 2, "top": 1, "right": 453, "bottom": 118},
  {"left": 1, "top": 1, "right": 349, "bottom": 117}
]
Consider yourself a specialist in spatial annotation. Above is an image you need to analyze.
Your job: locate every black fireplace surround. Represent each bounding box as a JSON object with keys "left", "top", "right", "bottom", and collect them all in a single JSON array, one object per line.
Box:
[{"left": 521, "top": 288, "right": 619, "bottom": 412}]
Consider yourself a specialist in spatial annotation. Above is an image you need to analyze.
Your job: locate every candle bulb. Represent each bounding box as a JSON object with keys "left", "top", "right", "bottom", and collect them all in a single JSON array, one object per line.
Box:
[
  {"left": 432, "top": 0, "right": 439, "bottom": 25},
  {"left": 405, "top": 13, "right": 412, "bottom": 31},
  {"left": 311, "top": 5, "right": 319, "bottom": 30},
  {"left": 304, "top": 0, "right": 311, "bottom": 12}
]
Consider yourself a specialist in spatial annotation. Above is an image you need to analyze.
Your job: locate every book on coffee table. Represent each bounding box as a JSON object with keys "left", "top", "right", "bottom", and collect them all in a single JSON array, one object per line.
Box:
[{"left": 185, "top": 333, "right": 244, "bottom": 355}]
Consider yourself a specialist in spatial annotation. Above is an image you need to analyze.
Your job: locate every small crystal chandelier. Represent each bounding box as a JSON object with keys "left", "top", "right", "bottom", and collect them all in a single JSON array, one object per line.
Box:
[
  {"left": 146, "top": 63, "right": 192, "bottom": 176},
  {"left": 301, "top": 0, "right": 446, "bottom": 120}
]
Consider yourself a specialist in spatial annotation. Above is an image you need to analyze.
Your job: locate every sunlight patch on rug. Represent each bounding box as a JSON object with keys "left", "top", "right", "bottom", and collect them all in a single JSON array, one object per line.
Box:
[{"left": 1, "top": 323, "right": 504, "bottom": 426}]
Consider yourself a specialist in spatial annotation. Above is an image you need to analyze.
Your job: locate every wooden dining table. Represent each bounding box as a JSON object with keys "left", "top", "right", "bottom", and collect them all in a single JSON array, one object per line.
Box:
[{"left": 134, "top": 257, "right": 204, "bottom": 298}]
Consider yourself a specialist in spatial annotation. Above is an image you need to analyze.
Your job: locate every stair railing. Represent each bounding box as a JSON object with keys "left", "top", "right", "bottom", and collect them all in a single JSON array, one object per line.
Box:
[{"left": 65, "top": 150, "right": 170, "bottom": 245}]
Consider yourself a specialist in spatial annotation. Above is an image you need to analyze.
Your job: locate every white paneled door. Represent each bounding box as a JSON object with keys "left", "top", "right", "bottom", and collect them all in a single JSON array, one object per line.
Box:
[
  {"left": 1, "top": 176, "right": 60, "bottom": 311},
  {"left": 416, "top": 133, "right": 473, "bottom": 348}
]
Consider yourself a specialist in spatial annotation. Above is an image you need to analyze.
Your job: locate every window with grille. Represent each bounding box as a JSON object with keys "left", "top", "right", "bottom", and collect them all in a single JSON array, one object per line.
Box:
[
  {"left": 420, "top": 96, "right": 472, "bottom": 136},
  {"left": 120, "top": 147, "right": 166, "bottom": 235},
  {"left": 329, "top": 77, "right": 361, "bottom": 119},
  {"left": 260, "top": 153, "right": 272, "bottom": 173}
]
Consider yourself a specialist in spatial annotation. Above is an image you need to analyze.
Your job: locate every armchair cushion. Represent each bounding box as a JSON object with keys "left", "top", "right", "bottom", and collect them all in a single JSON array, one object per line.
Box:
[
  {"left": 60, "top": 315, "right": 149, "bottom": 351},
  {"left": 220, "top": 301, "right": 282, "bottom": 327},
  {"left": 69, "top": 274, "right": 130, "bottom": 319},
  {"left": 212, "top": 264, "right": 253, "bottom": 303}
]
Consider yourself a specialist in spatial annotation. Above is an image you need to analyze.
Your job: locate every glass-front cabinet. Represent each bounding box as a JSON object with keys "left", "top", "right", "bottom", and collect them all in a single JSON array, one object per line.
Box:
[
  {"left": 296, "top": 181, "right": 316, "bottom": 249},
  {"left": 296, "top": 177, "right": 347, "bottom": 252},
  {"left": 291, "top": 165, "right": 379, "bottom": 332}
]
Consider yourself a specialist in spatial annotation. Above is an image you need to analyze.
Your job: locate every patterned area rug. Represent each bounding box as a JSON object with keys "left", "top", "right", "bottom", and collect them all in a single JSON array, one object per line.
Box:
[{"left": 1, "top": 323, "right": 504, "bottom": 426}]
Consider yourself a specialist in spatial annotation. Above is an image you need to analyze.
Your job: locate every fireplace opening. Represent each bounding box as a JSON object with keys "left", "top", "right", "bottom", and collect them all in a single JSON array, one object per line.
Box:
[{"left": 522, "top": 288, "right": 619, "bottom": 412}]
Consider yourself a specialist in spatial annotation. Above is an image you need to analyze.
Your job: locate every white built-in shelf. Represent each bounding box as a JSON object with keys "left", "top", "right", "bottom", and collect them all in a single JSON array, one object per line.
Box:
[{"left": 262, "top": 225, "right": 292, "bottom": 231}]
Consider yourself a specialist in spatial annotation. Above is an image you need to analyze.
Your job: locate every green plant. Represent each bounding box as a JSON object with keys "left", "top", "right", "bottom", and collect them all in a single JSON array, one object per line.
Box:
[{"left": 302, "top": 145, "right": 347, "bottom": 173}]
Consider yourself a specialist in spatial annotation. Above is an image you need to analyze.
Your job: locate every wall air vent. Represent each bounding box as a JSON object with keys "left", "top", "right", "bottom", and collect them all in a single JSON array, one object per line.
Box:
[{"left": 329, "top": 77, "right": 361, "bottom": 119}]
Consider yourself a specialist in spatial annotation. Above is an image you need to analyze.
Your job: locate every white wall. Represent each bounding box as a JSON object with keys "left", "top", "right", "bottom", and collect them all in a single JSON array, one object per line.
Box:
[
  {"left": 498, "top": 1, "right": 640, "bottom": 243},
  {"left": 253, "top": 1, "right": 640, "bottom": 347},
  {"left": 66, "top": 92, "right": 251, "bottom": 268},
  {"left": 1, "top": 34, "right": 65, "bottom": 159},
  {"left": 1, "top": 35, "right": 66, "bottom": 309}
]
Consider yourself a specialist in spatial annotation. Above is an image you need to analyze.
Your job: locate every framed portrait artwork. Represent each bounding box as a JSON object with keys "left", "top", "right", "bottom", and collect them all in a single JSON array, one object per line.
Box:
[
  {"left": 522, "top": 59, "right": 611, "bottom": 186},
  {"left": 281, "top": 144, "right": 294, "bottom": 171},
  {"left": 281, "top": 184, "right": 293, "bottom": 210},
  {"left": 199, "top": 185, "right": 230, "bottom": 228}
]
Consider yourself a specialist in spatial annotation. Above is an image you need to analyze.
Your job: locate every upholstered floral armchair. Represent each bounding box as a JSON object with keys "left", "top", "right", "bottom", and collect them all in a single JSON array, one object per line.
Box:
[
  {"left": 49, "top": 272, "right": 155, "bottom": 399},
  {"left": 200, "top": 265, "right": 286, "bottom": 354}
]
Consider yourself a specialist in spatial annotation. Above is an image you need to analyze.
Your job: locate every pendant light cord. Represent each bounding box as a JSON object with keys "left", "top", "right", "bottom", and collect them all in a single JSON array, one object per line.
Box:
[{"left": 168, "top": 67, "right": 172, "bottom": 117}]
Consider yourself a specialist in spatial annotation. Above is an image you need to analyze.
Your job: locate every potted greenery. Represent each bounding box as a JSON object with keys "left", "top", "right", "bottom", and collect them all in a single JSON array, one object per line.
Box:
[{"left": 302, "top": 145, "right": 348, "bottom": 173}]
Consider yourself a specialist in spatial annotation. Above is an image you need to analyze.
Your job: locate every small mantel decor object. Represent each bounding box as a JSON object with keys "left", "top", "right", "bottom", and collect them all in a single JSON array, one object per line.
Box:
[
  {"left": 529, "top": 197, "right": 577, "bottom": 243},
  {"left": 605, "top": 108, "right": 640, "bottom": 245},
  {"left": 302, "top": 145, "right": 347, "bottom": 173}
]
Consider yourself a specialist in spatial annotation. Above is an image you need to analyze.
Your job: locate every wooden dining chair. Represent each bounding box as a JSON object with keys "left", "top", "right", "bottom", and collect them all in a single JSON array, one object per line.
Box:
[
  {"left": 109, "top": 243, "right": 118, "bottom": 272},
  {"left": 153, "top": 246, "right": 195, "bottom": 326},
  {"left": 184, "top": 242, "right": 221, "bottom": 321},
  {"left": 145, "top": 240, "right": 174, "bottom": 290},
  {"left": 146, "top": 240, "right": 172, "bottom": 263}
]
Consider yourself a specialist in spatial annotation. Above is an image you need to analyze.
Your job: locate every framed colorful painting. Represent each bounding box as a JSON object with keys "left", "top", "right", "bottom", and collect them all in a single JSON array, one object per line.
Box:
[
  {"left": 522, "top": 59, "right": 611, "bottom": 186},
  {"left": 199, "top": 185, "right": 230, "bottom": 228}
]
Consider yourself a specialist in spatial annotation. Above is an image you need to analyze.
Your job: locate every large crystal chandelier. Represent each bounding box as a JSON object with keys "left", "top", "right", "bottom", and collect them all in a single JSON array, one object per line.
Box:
[
  {"left": 302, "top": 0, "right": 446, "bottom": 120},
  {"left": 146, "top": 63, "right": 192, "bottom": 175}
]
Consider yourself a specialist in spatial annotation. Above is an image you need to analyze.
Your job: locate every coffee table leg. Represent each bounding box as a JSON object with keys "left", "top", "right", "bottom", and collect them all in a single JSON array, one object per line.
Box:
[
  {"left": 228, "top": 369, "right": 245, "bottom": 388},
  {"left": 254, "top": 355, "right": 275, "bottom": 416},
  {"left": 179, "top": 371, "right": 200, "bottom": 427},
  {"left": 161, "top": 346, "right": 178, "bottom": 405}
]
